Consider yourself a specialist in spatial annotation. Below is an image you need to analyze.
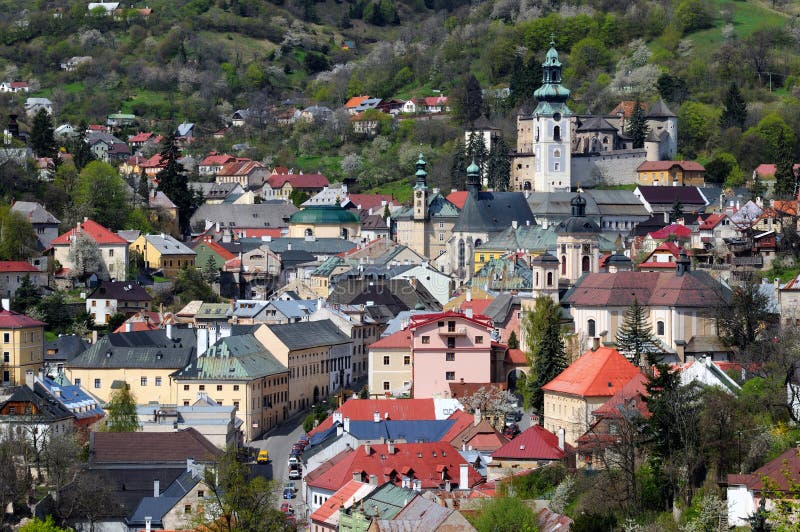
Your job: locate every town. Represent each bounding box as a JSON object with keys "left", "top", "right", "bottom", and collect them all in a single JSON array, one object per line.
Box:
[{"left": 2, "top": 1, "right": 800, "bottom": 531}]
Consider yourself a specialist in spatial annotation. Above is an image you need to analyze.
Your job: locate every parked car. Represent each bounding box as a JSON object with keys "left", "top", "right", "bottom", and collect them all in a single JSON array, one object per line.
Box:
[
  {"left": 291, "top": 443, "right": 304, "bottom": 453},
  {"left": 257, "top": 449, "right": 270, "bottom": 463},
  {"left": 290, "top": 448, "right": 302, "bottom": 458},
  {"left": 289, "top": 468, "right": 301, "bottom": 480},
  {"left": 283, "top": 481, "right": 296, "bottom": 493},
  {"left": 504, "top": 413, "right": 518, "bottom": 426},
  {"left": 503, "top": 423, "right": 519, "bottom": 438},
  {"left": 283, "top": 488, "right": 295, "bottom": 499},
  {"left": 288, "top": 456, "right": 300, "bottom": 467},
  {"left": 280, "top": 503, "right": 294, "bottom": 514}
]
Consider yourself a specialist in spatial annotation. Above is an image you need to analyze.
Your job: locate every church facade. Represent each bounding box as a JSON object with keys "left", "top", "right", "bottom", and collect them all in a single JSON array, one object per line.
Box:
[{"left": 512, "top": 40, "right": 678, "bottom": 192}]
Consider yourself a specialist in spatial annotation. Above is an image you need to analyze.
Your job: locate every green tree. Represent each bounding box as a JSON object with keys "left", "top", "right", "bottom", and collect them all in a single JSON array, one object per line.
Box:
[
  {"left": 69, "top": 121, "right": 94, "bottom": 171},
  {"left": 720, "top": 82, "right": 747, "bottom": 130},
  {"left": 626, "top": 98, "right": 649, "bottom": 150},
  {"left": 657, "top": 73, "right": 688, "bottom": 104},
  {"left": 678, "top": 101, "right": 717, "bottom": 158},
  {"left": 466, "top": 132, "right": 488, "bottom": 177},
  {"left": 774, "top": 127, "right": 797, "bottom": 199},
  {"left": 704, "top": 152, "right": 738, "bottom": 184},
  {"left": 107, "top": 312, "right": 126, "bottom": 332},
  {"left": 569, "top": 37, "right": 611, "bottom": 79},
  {"left": 203, "top": 255, "right": 219, "bottom": 284},
  {"left": 30, "top": 108, "right": 56, "bottom": 159},
  {"left": 670, "top": 199, "right": 684, "bottom": 223},
  {"left": 523, "top": 296, "right": 567, "bottom": 417},
  {"left": 156, "top": 132, "right": 201, "bottom": 238},
  {"left": 11, "top": 275, "right": 39, "bottom": 313},
  {"left": 104, "top": 385, "right": 139, "bottom": 432},
  {"left": 137, "top": 170, "right": 150, "bottom": 206},
  {"left": 174, "top": 266, "right": 219, "bottom": 303},
  {"left": 0, "top": 207, "right": 38, "bottom": 260},
  {"left": 288, "top": 189, "right": 309, "bottom": 207},
  {"left": 487, "top": 137, "right": 511, "bottom": 191},
  {"left": 468, "top": 496, "right": 537, "bottom": 532},
  {"left": 615, "top": 298, "right": 659, "bottom": 366},
  {"left": 199, "top": 448, "right": 289, "bottom": 532},
  {"left": 19, "top": 515, "right": 71, "bottom": 532},
  {"left": 74, "top": 161, "right": 131, "bottom": 230},
  {"left": 676, "top": 0, "right": 713, "bottom": 32},
  {"left": 451, "top": 139, "right": 468, "bottom": 190},
  {"left": 507, "top": 330, "right": 519, "bottom": 349},
  {"left": 451, "top": 75, "right": 483, "bottom": 126}
]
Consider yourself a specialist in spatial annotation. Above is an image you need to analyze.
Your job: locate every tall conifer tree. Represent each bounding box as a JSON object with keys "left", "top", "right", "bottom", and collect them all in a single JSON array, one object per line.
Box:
[{"left": 616, "top": 298, "right": 659, "bottom": 366}]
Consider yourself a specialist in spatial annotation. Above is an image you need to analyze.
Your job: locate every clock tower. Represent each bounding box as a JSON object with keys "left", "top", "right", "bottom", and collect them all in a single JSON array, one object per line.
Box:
[{"left": 413, "top": 152, "right": 428, "bottom": 221}]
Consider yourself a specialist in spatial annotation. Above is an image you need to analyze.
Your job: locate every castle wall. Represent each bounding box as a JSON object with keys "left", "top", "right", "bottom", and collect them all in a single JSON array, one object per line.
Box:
[{"left": 571, "top": 150, "right": 646, "bottom": 187}]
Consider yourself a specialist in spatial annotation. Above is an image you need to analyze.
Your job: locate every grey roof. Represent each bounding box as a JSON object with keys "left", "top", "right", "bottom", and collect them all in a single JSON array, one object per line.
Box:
[
  {"left": 331, "top": 263, "right": 416, "bottom": 285},
  {"left": 86, "top": 130, "right": 126, "bottom": 146},
  {"left": 10, "top": 201, "right": 60, "bottom": 225},
  {"left": 346, "top": 419, "right": 455, "bottom": 442},
  {"left": 267, "top": 319, "right": 351, "bottom": 350},
  {"left": 127, "top": 469, "right": 201, "bottom": 527},
  {"left": 117, "top": 229, "right": 141, "bottom": 243},
  {"left": 647, "top": 98, "right": 677, "bottom": 118},
  {"left": 472, "top": 257, "right": 533, "bottom": 290},
  {"left": 577, "top": 116, "right": 618, "bottom": 132},
  {"left": 228, "top": 300, "right": 269, "bottom": 319},
  {"left": 555, "top": 215, "right": 602, "bottom": 233},
  {"left": 476, "top": 224, "right": 556, "bottom": 252},
  {"left": 394, "top": 192, "right": 460, "bottom": 220},
  {"left": 264, "top": 299, "right": 318, "bottom": 320},
  {"left": 264, "top": 237, "right": 357, "bottom": 255},
  {"left": 45, "top": 334, "right": 90, "bottom": 363},
  {"left": 173, "top": 334, "right": 288, "bottom": 380},
  {"left": 1, "top": 384, "right": 74, "bottom": 423},
  {"left": 68, "top": 329, "right": 196, "bottom": 369},
  {"left": 87, "top": 281, "right": 152, "bottom": 302},
  {"left": 381, "top": 311, "right": 415, "bottom": 336},
  {"left": 328, "top": 280, "right": 442, "bottom": 316},
  {"left": 189, "top": 182, "right": 242, "bottom": 200},
  {"left": 176, "top": 123, "right": 194, "bottom": 136},
  {"left": 142, "top": 234, "right": 195, "bottom": 256},
  {"left": 482, "top": 293, "right": 519, "bottom": 324},
  {"left": 190, "top": 202, "right": 298, "bottom": 230},
  {"left": 385, "top": 496, "right": 455, "bottom": 530},
  {"left": 454, "top": 191, "right": 535, "bottom": 233}
]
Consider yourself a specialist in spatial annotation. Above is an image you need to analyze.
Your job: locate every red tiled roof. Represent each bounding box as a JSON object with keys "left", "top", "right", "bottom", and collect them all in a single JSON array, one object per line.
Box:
[
  {"left": 441, "top": 409, "right": 474, "bottom": 442},
  {"left": 0, "top": 310, "right": 47, "bottom": 329},
  {"left": 699, "top": 213, "right": 726, "bottom": 230},
  {"left": 504, "top": 348, "right": 528, "bottom": 365},
  {"left": 648, "top": 223, "right": 691, "bottom": 240},
  {"left": 10, "top": 82, "right": 29, "bottom": 89},
  {"left": 271, "top": 166, "right": 290, "bottom": 175},
  {"left": 139, "top": 154, "right": 167, "bottom": 168},
  {"left": 641, "top": 241, "right": 691, "bottom": 264},
  {"left": 0, "top": 261, "right": 39, "bottom": 273},
  {"left": 563, "top": 270, "right": 725, "bottom": 308},
  {"left": 455, "top": 299, "right": 494, "bottom": 316},
  {"left": 309, "top": 480, "right": 372, "bottom": 524},
  {"left": 309, "top": 398, "right": 436, "bottom": 437},
  {"left": 637, "top": 160, "right": 705, "bottom": 172},
  {"left": 267, "top": 173, "right": 330, "bottom": 190},
  {"left": 423, "top": 96, "right": 448, "bottom": 106},
  {"left": 754, "top": 163, "right": 800, "bottom": 178},
  {"left": 611, "top": 100, "right": 646, "bottom": 119},
  {"left": 492, "top": 425, "right": 568, "bottom": 460},
  {"left": 727, "top": 447, "right": 800, "bottom": 493},
  {"left": 345, "top": 194, "right": 397, "bottom": 211},
  {"left": 542, "top": 347, "right": 639, "bottom": 397},
  {"left": 369, "top": 330, "right": 412, "bottom": 350},
  {"left": 591, "top": 372, "right": 649, "bottom": 418},
  {"left": 408, "top": 311, "right": 494, "bottom": 331},
  {"left": 51, "top": 219, "right": 128, "bottom": 246},
  {"left": 128, "top": 132, "right": 162, "bottom": 143},
  {"left": 446, "top": 191, "right": 468, "bottom": 209},
  {"left": 113, "top": 321, "right": 160, "bottom": 333},
  {"left": 345, "top": 96, "right": 370, "bottom": 109},
  {"left": 232, "top": 228, "right": 283, "bottom": 238},
  {"left": 199, "top": 153, "right": 237, "bottom": 166},
  {"left": 305, "top": 442, "right": 481, "bottom": 492},
  {"left": 196, "top": 239, "right": 236, "bottom": 261},
  {"left": 218, "top": 160, "right": 263, "bottom": 176}
]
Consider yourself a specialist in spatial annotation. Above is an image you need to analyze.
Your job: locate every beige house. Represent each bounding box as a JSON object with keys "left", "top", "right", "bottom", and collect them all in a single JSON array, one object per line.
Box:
[
  {"left": 541, "top": 347, "right": 640, "bottom": 446},
  {"left": 366, "top": 329, "right": 413, "bottom": 397},
  {"left": 65, "top": 327, "right": 195, "bottom": 404},
  {"left": 172, "top": 333, "right": 289, "bottom": 442},
  {"left": 253, "top": 320, "right": 352, "bottom": 415},
  {"left": 0, "top": 309, "right": 46, "bottom": 386},
  {"left": 130, "top": 233, "right": 197, "bottom": 277},
  {"left": 51, "top": 219, "right": 129, "bottom": 281}
]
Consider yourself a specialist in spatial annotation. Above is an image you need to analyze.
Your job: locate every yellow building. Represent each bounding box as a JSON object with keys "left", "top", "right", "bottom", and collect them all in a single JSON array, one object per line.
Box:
[
  {"left": 131, "top": 233, "right": 197, "bottom": 277},
  {"left": 0, "top": 309, "right": 46, "bottom": 386},
  {"left": 636, "top": 160, "right": 705, "bottom": 187},
  {"left": 65, "top": 327, "right": 195, "bottom": 404},
  {"left": 287, "top": 205, "right": 361, "bottom": 241},
  {"left": 172, "top": 333, "right": 289, "bottom": 442},
  {"left": 366, "top": 329, "right": 412, "bottom": 398}
]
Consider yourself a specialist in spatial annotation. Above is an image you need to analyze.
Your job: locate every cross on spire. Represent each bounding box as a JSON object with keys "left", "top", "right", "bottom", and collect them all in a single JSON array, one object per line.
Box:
[{"left": 550, "top": 33, "right": 556, "bottom": 46}]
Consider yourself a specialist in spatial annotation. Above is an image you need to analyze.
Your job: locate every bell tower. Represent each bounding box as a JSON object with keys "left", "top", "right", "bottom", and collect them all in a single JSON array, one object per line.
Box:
[
  {"left": 410, "top": 153, "right": 429, "bottom": 257},
  {"left": 533, "top": 35, "right": 572, "bottom": 193}
]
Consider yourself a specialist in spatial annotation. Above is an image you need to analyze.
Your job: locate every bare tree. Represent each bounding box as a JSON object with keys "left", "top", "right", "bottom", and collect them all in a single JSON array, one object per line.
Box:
[
  {"left": 67, "top": 232, "right": 102, "bottom": 281},
  {"left": 56, "top": 472, "right": 119, "bottom": 532}
]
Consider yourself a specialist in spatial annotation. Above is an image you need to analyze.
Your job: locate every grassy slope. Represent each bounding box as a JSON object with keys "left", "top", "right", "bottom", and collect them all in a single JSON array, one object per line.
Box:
[{"left": 689, "top": 0, "right": 789, "bottom": 57}]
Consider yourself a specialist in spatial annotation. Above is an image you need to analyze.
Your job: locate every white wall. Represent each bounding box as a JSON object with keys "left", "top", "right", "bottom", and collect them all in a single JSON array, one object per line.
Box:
[{"left": 726, "top": 484, "right": 754, "bottom": 528}]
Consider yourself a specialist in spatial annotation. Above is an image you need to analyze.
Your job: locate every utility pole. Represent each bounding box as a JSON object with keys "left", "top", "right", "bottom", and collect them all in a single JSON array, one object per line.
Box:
[{"left": 737, "top": 430, "right": 743, "bottom": 474}]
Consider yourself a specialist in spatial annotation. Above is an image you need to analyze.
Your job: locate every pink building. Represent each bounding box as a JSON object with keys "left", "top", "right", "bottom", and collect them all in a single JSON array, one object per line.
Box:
[{"left": 409, "top": 312, "right": 498, "bottom": 398}]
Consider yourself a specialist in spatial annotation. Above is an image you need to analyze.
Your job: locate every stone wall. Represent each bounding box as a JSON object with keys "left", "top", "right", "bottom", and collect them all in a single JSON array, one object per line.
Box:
[{"left": 571, "top": 149, "right": 646, "bottom": 187}]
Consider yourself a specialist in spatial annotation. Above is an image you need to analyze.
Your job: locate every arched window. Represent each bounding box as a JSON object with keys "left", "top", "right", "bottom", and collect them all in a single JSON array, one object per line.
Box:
[
  {"left": 458, "top": 240, "right": 466, "bottom": 270},
  {"left": 587, "top": 319, "right": 596, "bottom": 337},
  {"left": 561, "top": 256, "right": 566, "bottom": 275},
  {"left": 547, "top": 271, "right": 553, "bottom": 286},
  {"left": 535, "top": 127, "right": 539, "bottom": 141},
  {"left": 553, "top": 125, "right": 561, "bottom": 141},
  {"left": 474, "top": 239, "right": 482, "bottom": 248},
  {"left": 523, "top": 181, "right": 532, "bottom": 191},
  {"left": 340, "top": 228, "right": 349, "bottom": 239},
  {"left": 582, "top": 255, "right": 590, "bottom": 272},
  {"left": 657, "top": 321, "right": 665, "bottom": 336},
  {"left": 535, "top": 272, "right": 540, "bottom": 287},
  {"left": 305, "top": 228, "right": 313, "bottom": 237},
  {"left": 553, "top": 149, "right": 561, "bottom": 158}
]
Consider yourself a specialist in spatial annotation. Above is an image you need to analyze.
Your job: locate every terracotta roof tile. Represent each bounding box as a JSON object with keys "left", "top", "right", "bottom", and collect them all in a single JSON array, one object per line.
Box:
[
  {"left": 492, "top": 425, "right": 567, "bottom": 460},
  {"left": 90, "top": 428, "right": 223, "bottom": 464},
  {"left": 446, "top": 191, "right": 469, "bottom": 209},
  {"left": 648, "top": 224, "right": 691, "bottom": 240},
  {"left": 51, "top": 219, "right": 128, "bottom": 246},
  {"left": 0, "top": 309, "right": 47, "bottom": 329},
  {"left": 0, "top": 261, "right": 39, "bottom": 273},
  {"left": 542, "top": 347, "right": 639, "bottom": 397},
  {"left": 308, "top": 398, "right": 436, "bottom": 438},
  {"left": 267, "top": 173, "right": 330, "bottom": 190}
]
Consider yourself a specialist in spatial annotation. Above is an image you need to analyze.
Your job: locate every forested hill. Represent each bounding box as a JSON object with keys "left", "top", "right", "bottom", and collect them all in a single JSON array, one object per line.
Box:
[{"left": 1, "top": 0, "right": 800, "bottom": 191}]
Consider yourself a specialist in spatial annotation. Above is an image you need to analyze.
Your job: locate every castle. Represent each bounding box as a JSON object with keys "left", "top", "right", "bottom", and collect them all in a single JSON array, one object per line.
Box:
[{"left": 511, "top": 39, "right": 678, "bottom": 192}]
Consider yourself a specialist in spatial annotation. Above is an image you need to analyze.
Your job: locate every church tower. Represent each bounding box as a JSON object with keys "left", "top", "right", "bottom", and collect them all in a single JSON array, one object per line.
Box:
[
  {"left": 410, "top": 153, "right": 429, "bottom": 256},
  {"left": 466, "top": 158, "right": 481, "bottom": 198},
  {"left": 533, "top": 36, "right": 572, "bottom": 192},
  {"left": 555, "top": 193, "right": 601, "bottom": 286}
]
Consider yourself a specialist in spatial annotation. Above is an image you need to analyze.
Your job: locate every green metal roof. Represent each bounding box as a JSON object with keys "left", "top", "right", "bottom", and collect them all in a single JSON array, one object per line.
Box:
[
  {"left": 174, "top": 334, "right": 288, "bottom": 380},
  {"left": 289, "top": 205, "right": 360, "bottom": 225}
]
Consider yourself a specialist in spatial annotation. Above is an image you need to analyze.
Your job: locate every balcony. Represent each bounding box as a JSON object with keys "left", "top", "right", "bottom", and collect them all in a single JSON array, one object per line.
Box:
[{"left": 439, "top": 327, "right": 467, "bottom": 337}]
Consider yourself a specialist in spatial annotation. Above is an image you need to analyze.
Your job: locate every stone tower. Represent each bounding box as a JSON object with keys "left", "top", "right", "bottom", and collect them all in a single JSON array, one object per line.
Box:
[
  {"left": 410, "top": 153, "right": 429, "bottom": 255},
  {"left": 555, "top": 193, "right": 601, "bottom": 286}
]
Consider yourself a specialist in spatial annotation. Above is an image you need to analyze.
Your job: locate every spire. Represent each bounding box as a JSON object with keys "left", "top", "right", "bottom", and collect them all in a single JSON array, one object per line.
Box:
[
  {"left": 533, "top": 36, "right": 572, "bottom": 117},
  {"left": 466, "top": 158, "right": 481, "bottom": 197},
  {"left": 414, "top": 152, "right": 428, "bottom": 190}
]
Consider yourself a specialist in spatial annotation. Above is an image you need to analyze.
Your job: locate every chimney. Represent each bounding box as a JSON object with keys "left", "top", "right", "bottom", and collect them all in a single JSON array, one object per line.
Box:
[
  {"left": 145, "top": 517, "right": 152, "bottom": 532},
  {"left": 153, "top": 480, "right": 160, "bottom": 498},
  {"left": 444, "top": 479, "right": 451, "bottom": 492},
  {"left": 25, "top": 370, "right": 35, "bottom": 390},
  {"left": 459, "top": 463, "right": 469, "bottom": 489},
  {"left": 92, "top": 330, "right": 98, "bottom": 344},
  {"left": 473, "top": 408, "right": 481, "bottom": 427},
  {"left": 125, "top": 321, "right": 133, "bottom": 333},
  {"left": 465, "top": 308, "right": 473, "bottom": 318},
  {"left": 388, "top": 440, "right": 395, "bottom": 454},
  {"left": 352, "top": 470, "right": 362, "bottom": 482},
  {"left": 369, "top": 474, "right": 378, "bottom": 485},
  {"left": 344, "top": 416, "right": 350, "bottom": 433},
  {"left": 373, "top": 411, "right": 380, "bottom": 423},
  {"left": 466, "top": 290, "right": 472, "bottom": 302},
  {"left": 512, "top": 220, "right": 518, "bottom": 229},
  {"left": 364, "top": 443, "right": 371, "bottom": 455},
  {"left": 333, "top": 411, "right": 343, "bottom": 424},
  {"left": 0, "top": 299, "right": 9, "bottom": 311},
  {"left": 337, "top": 423, "right": 344, "bottom": 437},
  {"left": 287, "top": 242, "right": 292, "bottom": 251},
  {"left": 166, "top": 324, "right": 173, "bottom": 340},
  {"left": 557, "top": 428, "right": 565, "bottom": 451}
]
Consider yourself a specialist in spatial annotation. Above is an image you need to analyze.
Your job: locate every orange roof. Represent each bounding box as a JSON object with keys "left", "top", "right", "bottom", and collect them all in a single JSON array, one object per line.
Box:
[
  {"left": 0, "top": 261, "right": 39, "bottom": 273},
  {"left": 51, "top": 219, "right": 128, "bottom": 246},
  {"left": 345, "top": 96, "right": 370, "bottom": 109},
  {"left": 611, "top": 100, "right": 647, "bottom": 119},
  {"left": 369, "top": 330, "right": 412, "bottom": 350},
  {"left": 441, "top": 409, "right": 474, "bottom": 442},
  {"left": 541, "top": 347, "right": 640, "bottom": 398},
  {"left": 504, "top": 348, "right": 527, "bottom": 365},
  {"left": 446, "top": 191, "right": 468, "bottom": 209},
  {"left": 637, "top": 160, "right": 704, "bottom": 172},
  {"left": 699, "top": 213, "right": 726, "bottom": 230},
  {"left": 309, "top": 480, "right": 372, "bottom": 524},
  {"left": 197, "top": 239, "right": 236, "bottom": 261},
  {"left": 114, "top": 321, "right": 160, "bottom": 333},
  {"left": 199, "top": 153, "right": 237, "bottom": 166}
]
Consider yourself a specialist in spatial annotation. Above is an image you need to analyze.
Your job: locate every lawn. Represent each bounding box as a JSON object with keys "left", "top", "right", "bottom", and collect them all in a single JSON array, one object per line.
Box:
[
  {"left": 367, "top": 179, "right": 412, "bottom": 204},
  {"left": 689, "top": 0, "right": 788, "bottom": 57},
  {"left": 294, "top": 155, "right": 343, "bottom": 180}
]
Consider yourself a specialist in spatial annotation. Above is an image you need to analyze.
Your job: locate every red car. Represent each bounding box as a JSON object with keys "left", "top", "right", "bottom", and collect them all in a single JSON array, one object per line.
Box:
[{"left": 280, "top": 503, "right": 294, "bottom": 514}]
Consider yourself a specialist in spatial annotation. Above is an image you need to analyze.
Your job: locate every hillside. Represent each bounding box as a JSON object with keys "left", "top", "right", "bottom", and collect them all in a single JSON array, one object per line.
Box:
[{"left": 1, "top": 0, "right": 800, "bottom": 195}]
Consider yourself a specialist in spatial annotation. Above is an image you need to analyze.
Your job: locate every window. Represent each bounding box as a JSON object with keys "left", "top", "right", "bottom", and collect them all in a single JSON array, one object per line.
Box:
[
  {"left": 383, "top": 381, "right": 391, "bottom": 391},
  {"left": 233, "top": 385, "right": 239, "bottom": 391},
  {"left": 74, "top": 378, "right": 81, "bottom": 386},
  {"left": 439, "top": 233, "right": 444, "bottom": 241},
  {"left": 554, "top": 149, "right": 561, "bottom": 158},
  {"left": 8, "top": 407, "right": 14, "bottom": 415},
  {"left": 184, "top": 400, "right": 190, "bottom": 406},
  {"left": 197, "top": 490, "right": 205, "bottom": 498},
  {"left": 183, "top": 384, "right": 190, "bottom": 391},
  {"left": 383, "top": 355, "right": 390, "bottom": 365},
  {"left": 582, "top": 255, "right": 590, "bottom": 272},
  {"left": 561, "top": 256, "right": 567, "bottom": 275},
  {"left": 445, "top": 371, "right": 455, "bottom": 381},
  {"left": 140, "top": 377, "right": 147, "bottom": 386},
  {"left": 475, "top": 336, "right": 484, "bottom": 344},
  {"left": 421, "top": 336, "right": 430, "bottom": 344},
  {"left": 447, "top": 338, "right": 455, "bottom": 349},
  {"left": 184, "top": 505, "right": 192, "bottom": 514},
  {"left": 2, "top": 352, "right": 8, "bottom": 363},
  {"left": 233, "top": 401, "right": 239, "bottom": 409},
  {"left": 448, "top": 321, "right": 456, "bottom": 332},
  {"left": 553, "top": 125, "right": 561, "bottom": 141},
  {"left": 439, "top": 222, "right": 444, "bottom": 229},
  {"left": 587, "top": 319, "right": 596, "bottom": 337},
  {"left": 403, "top": 355, "right": 411, "bottom": 365},
  {"left": 94, "top": 378, "right": 101, "bottom": 389},
  {"left": 217, "top": 400, "right": 222, "bottom": 405},
  {"left": 217, "top": 385, "right": 223, "bottom": 391},
  {"left": 547, "top": 271, "right": 553, "bottom": 286},
  {"left": 446, "top": 352, "right": 455, "bottom": 361},
  {"left": 199, "top": 385, "right": 205, "bottom": 391},
  {"left": 657, "top": 321, "right": 665, "bottom": 336},
  {"left": 109, "top": 249, "right": 114, "bottom": 257},
  {"left": 3, "top": 333, "right": 8, "bottom": 343},
  {"left": 155, "top": 376, "right": 162, "bottom": 386}
]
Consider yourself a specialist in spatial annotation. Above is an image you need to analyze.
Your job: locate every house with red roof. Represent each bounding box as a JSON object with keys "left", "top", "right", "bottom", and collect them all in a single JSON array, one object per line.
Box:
[
  {"left": 0, "top": 261, "right": 46, "bottom": 298},
  {"left": 422, "top": 96, "right": 449, "bottom": 114},
  {"left": 51, "top": 219, "right": 130, "bottom": 282},
  {"left": 753, "top": 163, "right": 800, "bottom": 180},
  {"left": 636, "top": 160, "right": 705, "bottom": 187},
  {"left": 304, "top": 441, "right": 482, "bottom": 512},
  {"left": 309, "top": 479, "right": 375, "bottom": 531},
  {"left": 344, "top": 95, "right": 370, "bottom": 115},
  {"left": 127, "top": 132, "right": 163, "bottom": 150},
  {"left": 446, "top": 190, "right": 469, "bottom": 210},
  {"left": 308, "top": 398, "right": 439, "bottom": 439},
  {"left": 489, "top": 425, "right": 572, "bottom": 477},
  {"left": 541, "top": 347, "right": 641, "bottom": 445},
  {"left": 638, "top": 241, "right": 692, "bottom": 272},
  {"left": 367, "top": 329, "right": 413, "bottom": 397},
  {"left": 265, "top": 173, "right": 330, "bottom": 201},
  {"left": 446, "top": 409, "right": 509, "bottom": 453},
  {"left": 197, "top": 153, "right": 238, "bottom": 176},
  {"left": 214, "top": 160, "right": 268, "bottom": 190},
  {"left": 576, "top": 372, "right": 649, "bottom": 468},
  {"left": 192, "top": 237, "right": 237, "bottom": 272},
  {"left": 694, "top": 212, "right": 735, "bottom": 250}
]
